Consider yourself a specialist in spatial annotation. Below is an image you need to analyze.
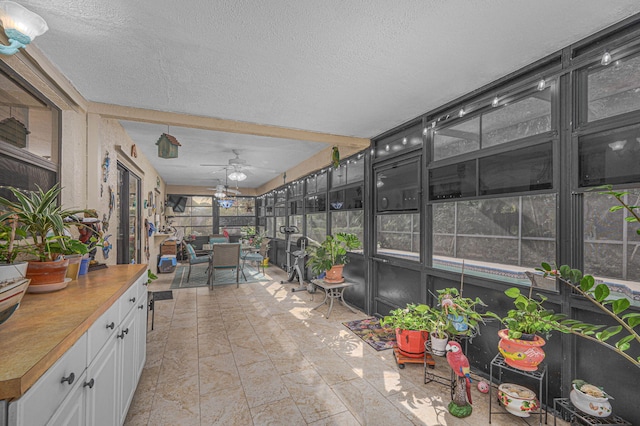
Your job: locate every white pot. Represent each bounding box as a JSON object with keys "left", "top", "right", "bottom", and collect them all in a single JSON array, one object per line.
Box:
[
  {"left": 430, "top": 333, "right": 449, "bottom": 356},
  {"left": 569, "top": 384, "right": 612, "bottom": 418},
  {"left": 498, "top": 383, "right": 539, "bottom": 417}
]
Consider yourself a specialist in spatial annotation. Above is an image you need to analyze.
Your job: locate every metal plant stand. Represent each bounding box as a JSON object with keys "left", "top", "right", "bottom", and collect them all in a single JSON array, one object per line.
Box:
[
  {"left": 489, "top": 353, "right": 548, "bottom": 425},
  {"left": 553, "top": 398, "right": 631, "bottom": 426}
]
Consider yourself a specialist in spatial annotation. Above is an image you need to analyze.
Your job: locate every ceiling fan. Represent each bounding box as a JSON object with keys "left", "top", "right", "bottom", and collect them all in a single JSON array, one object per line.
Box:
[
  {"left": 200, "top": 149, "right": 276, "bottom": 180},
  {"left": 207, "top": 172, "right": 241, "bottom": 198}
]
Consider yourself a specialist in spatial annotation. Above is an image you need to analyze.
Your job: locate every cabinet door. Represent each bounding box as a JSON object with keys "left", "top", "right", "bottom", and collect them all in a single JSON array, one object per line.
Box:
[
  {"left": 135, "top": 291, "right": 148, "bottom": 378},
  {"left": 85, "top": 332, "right": 119, "bottom": 426},
  {"left": 46, "top": 371, "right": 86, "bottom": 426},
  {"left": 118, "top": 309, "right": 137, "bottom": 425}
]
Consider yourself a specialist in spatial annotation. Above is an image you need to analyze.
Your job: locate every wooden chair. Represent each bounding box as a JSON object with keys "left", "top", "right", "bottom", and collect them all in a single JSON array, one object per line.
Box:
[
  {"left": 209, "top": 243, "right": 241, "bottom": 288},
  {"left": 185, "top": 243, "right": 210, "bottom": 282}
]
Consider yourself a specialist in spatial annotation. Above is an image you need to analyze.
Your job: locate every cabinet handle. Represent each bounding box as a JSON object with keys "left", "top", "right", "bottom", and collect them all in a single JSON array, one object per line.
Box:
[
  {"left": 123, "top": 327, "right": 129, "bottom": 334},
  {"left": 61, "top": 372, "right": 75, "bottom": 385},
  {"left": 129, "top": 297, "right": 136, "bottom": 303},
  {"left": 106, "top": 322, "right": 115, "bottom": 329},
  {"left": 83, "top": 378, "right": 95, "bottom": 389},
  {"left": 117, "top": 328, "right": 129, "bottom": 339},
  {"left": 138, "top": 304, "right": 144, "bottom": 309}
]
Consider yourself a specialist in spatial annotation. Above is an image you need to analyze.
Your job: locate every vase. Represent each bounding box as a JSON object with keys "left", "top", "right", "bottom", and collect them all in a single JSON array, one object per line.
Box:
[
  {"left": 430, "top": 333, "right": 449, "bottom": 356},
  {"left": 497, "top": 329, "right": 546, "bottom": 371},
  {"left": 448, "top": 314, "right": 469, "bottom": 333},
  {"left": 26, "top": 258, "right": 70, "bottom": 293},
  {"left": 395, "top": 328, "right": 429, "bottom": 358},
  {"left": 324, "top": 264, "right": 345, "bottom": 284},
  {"left": 569, "top": 384, "right": 612, "bottom": 417}
]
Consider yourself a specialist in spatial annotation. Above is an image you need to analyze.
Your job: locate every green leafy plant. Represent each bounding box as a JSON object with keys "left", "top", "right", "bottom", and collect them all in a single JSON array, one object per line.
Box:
[
  {"left": 437, "top": 287, "right": 499, "bottom": 337},
  {"left": 0, "top": 185, "right": 88, "bottom": 262},
  {"left": 307, "top": 232, "right": 361, "bottom": 275},
  {"left": 538, "top": 263, "right": 639, "bottom": 368},
  {"left": 502, "top": 287, "right": 558, "bottom": 339},
  {"left": 381, "top": 303, "right": 432, "bottom": 331},
  {"left": 147, "top": 269, "right": 158, "bottom": 285},
  {"left": 0, "top": 213, "right": 27, "bottom": 263}
]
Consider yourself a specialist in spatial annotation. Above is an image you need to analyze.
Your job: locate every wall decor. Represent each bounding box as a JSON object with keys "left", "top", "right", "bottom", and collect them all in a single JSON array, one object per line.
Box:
[
  {"left": 102, "top": 151, "right": 110, "bottom": 183},
  {"left": 131, "top": 144, "right": 138, "bottom": 158}
]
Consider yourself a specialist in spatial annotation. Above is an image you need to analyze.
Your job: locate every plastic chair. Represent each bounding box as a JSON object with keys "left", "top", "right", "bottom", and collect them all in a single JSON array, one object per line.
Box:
[
  {"left": 209, "top": 243, "right": 241, "bottom": 288},
  {"left": 185, "top": 243, "right": 210, "bottom": 282}
]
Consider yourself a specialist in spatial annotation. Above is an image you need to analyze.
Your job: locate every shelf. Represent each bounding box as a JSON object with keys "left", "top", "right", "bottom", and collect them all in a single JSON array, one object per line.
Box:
[{"left": 553, "top": 398, "right": 630, "bottom": 426}]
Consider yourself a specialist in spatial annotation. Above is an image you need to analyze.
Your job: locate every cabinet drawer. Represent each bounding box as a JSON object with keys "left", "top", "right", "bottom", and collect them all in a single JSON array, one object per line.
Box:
[
  {"left": 119, "top": 281, "right": 139, "bottom": 318},
  {"left": 9, "top": 333, "right": 88, "bottom": 426},
  {"left": 87, "top": 299, "right": 120, "bottom": 361},
  {"left": 135, "top": 271, "right": 148, "bottom": 299}
]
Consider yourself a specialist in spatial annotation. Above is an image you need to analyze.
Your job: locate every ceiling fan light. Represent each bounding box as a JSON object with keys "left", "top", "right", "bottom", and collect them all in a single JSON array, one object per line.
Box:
[
  {"left": 228, "top": 171, "right": 247, "bottom": 181},
  {"left": 214, "top": 191, "right": 226, "bottom": 198}
]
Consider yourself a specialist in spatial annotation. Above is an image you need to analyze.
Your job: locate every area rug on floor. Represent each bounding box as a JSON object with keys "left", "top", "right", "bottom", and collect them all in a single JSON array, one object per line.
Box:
[
  {"left": 342, "top": 317, "right": 396, "bottom": 351},
  {"left": 170, "top": 264, "right": 268, "bottom": 289},
  {"left": 151, "top": 290, "right": 173, "bottom": 301}
]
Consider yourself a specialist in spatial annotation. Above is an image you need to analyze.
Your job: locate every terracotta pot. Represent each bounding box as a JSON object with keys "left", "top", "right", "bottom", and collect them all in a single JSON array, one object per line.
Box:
[
  {"left": 26, "top": 258, "right": 69, "bottom": 286},
  {"left": 324, "top": 264, "right": 345, "bottom": 284},
  {"left": 498, "top": 329, "right": 546, "bottom": 371},
  {"left": 396, "top": 328, "right": 429, "bottom": 358}
]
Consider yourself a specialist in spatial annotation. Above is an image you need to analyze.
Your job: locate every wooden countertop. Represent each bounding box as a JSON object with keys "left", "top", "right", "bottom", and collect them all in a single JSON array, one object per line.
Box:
[{"left": 0, "top": 264, "right": 147, "bottom": 400}]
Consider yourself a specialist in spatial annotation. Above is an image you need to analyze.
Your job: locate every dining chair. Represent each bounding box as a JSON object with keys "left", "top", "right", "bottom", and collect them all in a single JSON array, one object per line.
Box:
[
  {"left": 209, "top": 243, "right": 241, "bottom": 288},
  {"left": 241, "top": 238, "right": 270, "bottom": 277},
  {"left": 185, "top": 243, "right": 210, "bottom": 282}
]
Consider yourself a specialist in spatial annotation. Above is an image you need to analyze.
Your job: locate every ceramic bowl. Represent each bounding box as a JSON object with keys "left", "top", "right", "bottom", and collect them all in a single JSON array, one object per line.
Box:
[
  {"left": 498, "top": 383, "right": 539, "bottom": 417},
  {"left": 569, "top": 384, "right": 612, "bottom": 418}
]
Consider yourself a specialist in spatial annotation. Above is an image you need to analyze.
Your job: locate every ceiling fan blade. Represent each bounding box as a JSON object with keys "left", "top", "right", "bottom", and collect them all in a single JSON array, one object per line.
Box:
[{"left": 200, "top": 164, "right": 228, "bottom": 167}]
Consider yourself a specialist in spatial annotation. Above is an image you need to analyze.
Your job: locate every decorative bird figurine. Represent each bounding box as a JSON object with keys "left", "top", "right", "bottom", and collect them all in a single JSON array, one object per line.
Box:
[
  {"left": 446, "top": 341, "right": 473, "bottom": 417},
  {"left": 331, "top": 146, "right": 340, "bottom": 168}
]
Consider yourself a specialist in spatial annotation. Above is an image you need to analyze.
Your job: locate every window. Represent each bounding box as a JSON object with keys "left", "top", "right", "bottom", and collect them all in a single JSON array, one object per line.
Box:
[
  {"left": 585, "top": 52, "right": 640, "bottom": 123},
  {"left": 374, "top": 126, "right": 423, "bottom": 160},
  {"left": 583, "top": 188, "right": 640, "bottom": 293},
  {"left": 219, "top": 197, "right": 256, "bottom": 235},
  {"left": 432, "top": 194, "right": 556, "bottom": 285},
  {"left": 306, "top": 212, "right": 327, "bottom": 243},
  {"left": 331, "top": 154, "right": 365, "bottom": 187},
  {"left": 169, "top": 195, "right": 213, "bottom": 237},
  {"left": 376, "top": 160, "right": 420, "bottom": 260},
  {"left": 331, "top": 210, "right": 364, "bottom": 247},
  {"left": 434, "top": 117, "right": 480, "bottom": 161},
  {"left": 0, "top": 66, "right": 59, "bottom": 193},
  {"left": 579, "top": 123, "right": 640, "bottom": 187}
]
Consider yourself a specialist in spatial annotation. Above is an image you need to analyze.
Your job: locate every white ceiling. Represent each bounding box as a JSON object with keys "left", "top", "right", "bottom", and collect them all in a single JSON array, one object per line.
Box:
[{"left": 18, "top": 0, "right": 640, "bottom": 188}]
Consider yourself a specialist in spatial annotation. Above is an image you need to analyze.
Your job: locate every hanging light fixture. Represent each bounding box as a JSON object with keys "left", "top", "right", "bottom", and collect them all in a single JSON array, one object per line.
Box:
[
  {"left": 537, "top": 78, "right": 546, "bottom": 91},
  {"left": 601, "top": 51, "right": 612, "bottom": 66},
  {"left": 228, "top": 171, "right": 247, "bottom": 181},
  {"left": 492, "top": 96, "right": 500, "bottom": 107},
  {"left": 218, "top": 198, "right": 235, "bottom": 208},
  {"left": 0, "top": 2, "right": 48, "bottom": 56}
]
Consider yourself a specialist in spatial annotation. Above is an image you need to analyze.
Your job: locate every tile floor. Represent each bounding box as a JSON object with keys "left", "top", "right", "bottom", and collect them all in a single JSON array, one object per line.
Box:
[{"left": 124, "top": 264, "right": 569, "bottom": 426}]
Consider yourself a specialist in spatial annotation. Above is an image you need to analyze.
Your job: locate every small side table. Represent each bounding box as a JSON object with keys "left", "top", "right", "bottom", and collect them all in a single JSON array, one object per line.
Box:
[
  {"left": 310, "top": 279, "right": 358, "bottom": 319},
  {"left": 553, "top": 398, "right": 630, "bottom": 426},
  {"left": 489, "top": 353, "right": 548, "bottom": 425}
]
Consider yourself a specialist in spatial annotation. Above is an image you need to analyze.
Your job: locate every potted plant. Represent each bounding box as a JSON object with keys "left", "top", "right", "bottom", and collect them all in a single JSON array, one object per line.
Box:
[
  {"left": 0, "top": 184, "right": 88, "bottom": 292},
  {"left": 381, "top": 303, "right": 431, "bottom": 358},
  {"left": 437, "top": 287, "right": 498, "bottom": 338},
  {"left": 307, "top": 232, "right": 361, "bottom": 283},
  {"left": 0, "top": 214, "right": 31, "bottom": 325},
  {"left": 498, "top": 287, "right": 557, "bottom": 371},
  {"left": 426, "top": 307, "right": 450, "bottom": 356}
]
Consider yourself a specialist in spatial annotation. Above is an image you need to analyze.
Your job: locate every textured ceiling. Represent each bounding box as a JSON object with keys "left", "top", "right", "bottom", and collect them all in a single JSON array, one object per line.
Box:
[{"left": 17, "top": 0, "right": 640, "bottom": 187}]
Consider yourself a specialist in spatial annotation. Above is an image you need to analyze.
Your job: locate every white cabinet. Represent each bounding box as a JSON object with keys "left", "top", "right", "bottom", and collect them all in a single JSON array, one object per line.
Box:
[
  {"left": 85, "top": 331, "right": 119, "bottom": 426},
  {"left": 8, "top": 271, "right": 149, "bottom": 426}
]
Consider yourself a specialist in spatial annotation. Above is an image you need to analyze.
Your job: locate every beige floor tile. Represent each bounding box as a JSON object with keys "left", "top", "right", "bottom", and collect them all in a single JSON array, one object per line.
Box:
[
  {"left": 307, "top": 410, "right": 361, "bottom": 426},
  {"left": 238, "top": 359, "right": 291, "bottom": 408},
  {"left": 198, "top": 330, "right": 232, "bottom": 357},
  {"left": 230, "top": 335, "right": 270, "bottom": 366},
  {"left": 332, "top": 378, "right": 414, "bottom": 426},
  {"left": 282, "top": 368, "right": 348, "bottom": 423},
  {"left": 200, "top": 385, "right": 252, "bottom": 425},
  {"left": 198, "top": 352, "right": 242, "bottom": 395},
  {"left": 157, "top": 348, "right": 199, "bottom": 385},
  {"left": 149, "top": 374, "right": 200, "bottom": 426},
  {"left": 250, "top": 397, "right": 306, "bottom": 426}
]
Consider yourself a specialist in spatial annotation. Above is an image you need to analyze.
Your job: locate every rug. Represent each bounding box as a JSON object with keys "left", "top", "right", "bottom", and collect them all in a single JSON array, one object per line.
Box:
[
  {"left": 343, "top": 317, "right": 396, "bottom": 351},
  {"left": 151, "top": 290, "right": 173, "bottom": 301},
  {"left": 170, "top": 264, "right": 268, "bottom": 289}
]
